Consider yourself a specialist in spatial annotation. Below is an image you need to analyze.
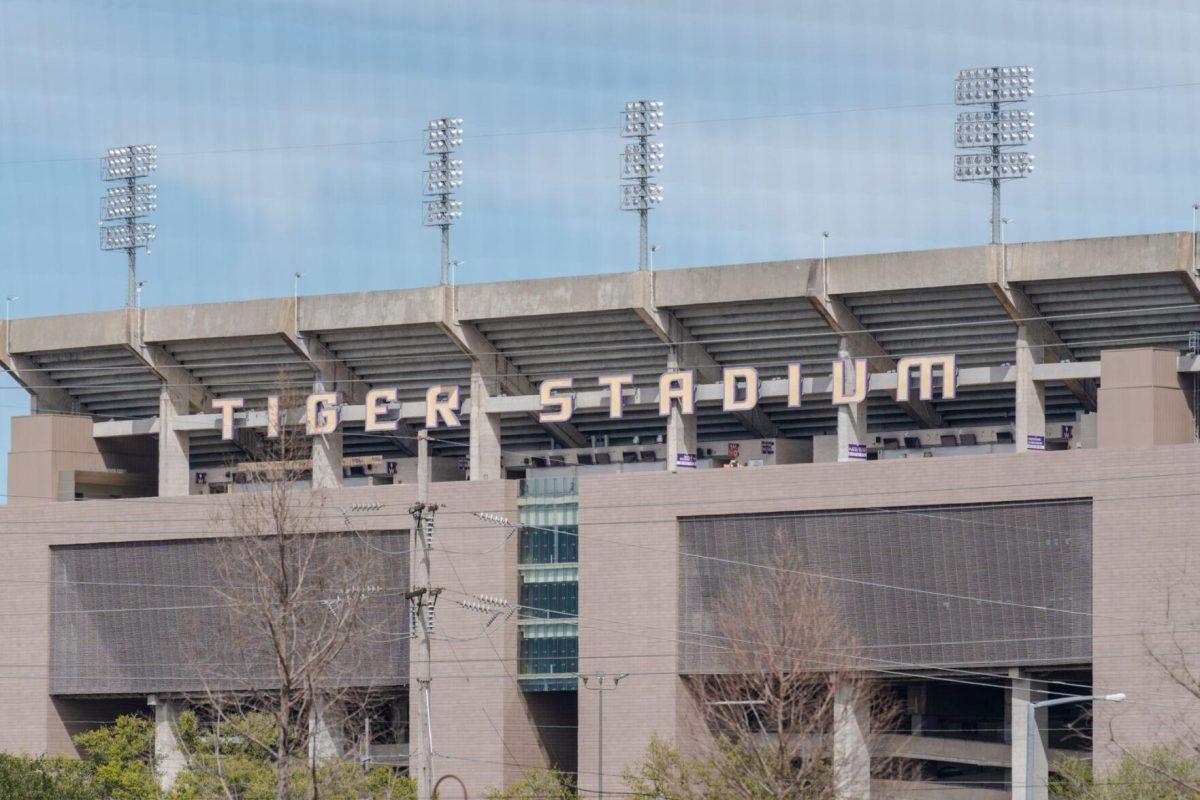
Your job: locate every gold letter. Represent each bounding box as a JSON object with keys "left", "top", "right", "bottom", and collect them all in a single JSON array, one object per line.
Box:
[
  {"left": 306, "top": 392, "right": 340, "bottom": 435},
  {"left": 265, "top": 395, "right": 281, "bottom": 438},
  {"left": 787, "top": 363, "right": 803, "bottom": 408},
  {"left": 539, "top": 378, "right": 575, "bottom": 423},
  {"left": 212, "top": 397, "right": 244, "bottom": 441},
  {"left": 896, "top": 354, "right": 957, "bottom": 401},
  {"left": 659, "top": 370, "right": 695, "bottom": 416},
  {"left": 722, "top": 367, "right": 759, "bottom": 412},
  {"left": 831, "top": 359, "right": 869, "bottom": 405},
  {"left": 598, "top": 374, "right": 634, "bottom": 419},
  {"left": 365, "top": 388, "right": 399, "bottom": 432},
  {"left": 426, "top": 385, "right": 462, "bottom": 428}
]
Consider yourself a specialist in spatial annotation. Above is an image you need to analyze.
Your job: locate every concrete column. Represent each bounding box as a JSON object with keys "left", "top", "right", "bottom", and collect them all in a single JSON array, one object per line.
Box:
[
  {"left": 666, "top": 347, "right": 697, "bottom": 472},
  {"left": 469, "top": 362, "right": 503, "bottom": 480},
  {"left": 1010, "top": 670, "right": 1048, "bottom": 800},
  {"left": 151, "top": 697, "right": 186, "bottom": 790},
  {"left": 1014, "top": 325, "right": 1045, "bottom": 453},
  {"left": 308, "top": 704, "right": 343, "bottom": 761},
  {"left": 311, "top": 375, "right": 343, "bottom": 489},
  {"left": 836, "top": 339, "right": 868, "bottom": 463},
  {"left": 158, "top": 384, "right": 191, "bottom": 497},
  {"left": 1098, "top": 348, "right": 1195, "bottom": 448},
  {"left": 311, "top": 431, "right": 343, "bottom": 488},
  {"left": 833, "top": 683, "right": 871, "bottom": 800}
]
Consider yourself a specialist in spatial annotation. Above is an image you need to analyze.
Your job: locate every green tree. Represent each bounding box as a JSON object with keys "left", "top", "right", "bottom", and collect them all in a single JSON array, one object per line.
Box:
[
  {"left": 483, "top": 768, "right": 576, "bottom": 800},
  {"left": 0, "top": 753, "right": 98, "bottom": 800},
  {"left": 1052, "top": 746, "right": 1200, "bottom": 799},
  {"left": 72, "top": 714, "right": 155, "bottom": 800}
]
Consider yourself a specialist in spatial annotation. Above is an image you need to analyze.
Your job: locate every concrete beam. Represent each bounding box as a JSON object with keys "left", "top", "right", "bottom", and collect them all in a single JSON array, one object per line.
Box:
[
  {"left": 808, "top": 286, "right": 944, "bottom": 429},
  {"left": 280, "top": 323, "right": 416, "bottom": 456},
  {"left": 0, "top": 323, "right": 84, "bottom": 414},
  {"left": 91, "top": 360, "right": 1105, "bottom": 439},
  {"left": 635, "top": 274, "right": 780, "bottom": 438},
  {"left": 434, "top": 286, "right": 587, "bottom": 448},
  {"left": 125, "top": 312, "right": 270, "bottom": 461},
  {"left": 987, "top": 249, "right": 1097, "bottom": 410}
]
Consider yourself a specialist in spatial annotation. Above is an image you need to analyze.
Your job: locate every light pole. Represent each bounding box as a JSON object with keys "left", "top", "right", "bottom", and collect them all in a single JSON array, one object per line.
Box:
[
  {"left": 4, "top": 295, "right": 16, "bottom": 354},
  {"left": 293, "top": 272, "right": 303, "bottom": 337},
  {"left": 1024, "top": 692, "right": 1124, "bottom": 800},
  {"left": 954, "top": 67, "right": 1035, "bottom": 244},
  {"left": 1192, "top": 203, "right": 1198, "bottom": 273},
  {"left": 423, "top": 118, "right": 464, "bottom": 285},
  {"left": 580, "top": 671, "right": 627, "bottom": 800},
  {"left": 100, "top": 145, "right": 157, "bottom": 307},
  {"left": 1001, "top": 218, "right": 1012, "bottom": 245},
  {"left": 135, "top": 280, "right": 146, "bottom": 308},
  {"left": 621, "top": 100, "right": 664, "bottom": 270}
]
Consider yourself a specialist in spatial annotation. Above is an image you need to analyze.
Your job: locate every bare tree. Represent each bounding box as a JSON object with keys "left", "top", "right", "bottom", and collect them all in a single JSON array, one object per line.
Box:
[
  {"left": 631, "top": 530, "right": 904, "bottom": 800},
  {"left": 175, "top": 394, "right": 411, "bottom": 800}
]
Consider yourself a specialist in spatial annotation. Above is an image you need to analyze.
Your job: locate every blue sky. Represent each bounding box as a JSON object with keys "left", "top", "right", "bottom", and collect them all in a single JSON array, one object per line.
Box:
[{"left": 1, "top": 0, "right": 1199, "bottom": 498}]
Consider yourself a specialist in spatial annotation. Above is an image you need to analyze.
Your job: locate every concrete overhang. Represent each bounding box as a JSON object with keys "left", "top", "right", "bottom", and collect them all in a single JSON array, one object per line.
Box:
[
  {"left": 652, "top": 259, "right": 817, "bottom": 307},
  {"left": 453, "top": 271, "right": 644, "bottom": 321},
  {"left": 298, "top": 286, "right": 441, "bottom": 332},
  {"left": 1002, "top": 232, "right": 1190, "bottom": 284},
  {"left": 825, "top": 245, "right": 990, "bottom": 296},
  {"left": 142, "top": 298, "right": 293, "bottom": 342},
  {"left": 2, "top": 310, "right": 130, "bottom": 354}
]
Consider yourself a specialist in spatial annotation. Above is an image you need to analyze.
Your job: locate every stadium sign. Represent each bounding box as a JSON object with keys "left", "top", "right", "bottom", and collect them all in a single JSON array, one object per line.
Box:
[{"left": 210, "top": 354, "right": 956, "bottom": 440}]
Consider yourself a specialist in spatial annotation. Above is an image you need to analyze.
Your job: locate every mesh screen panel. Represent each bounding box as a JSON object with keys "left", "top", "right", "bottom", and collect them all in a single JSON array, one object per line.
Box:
[
  {"left": 679, "top": 499, "right": 1091, "bottom": 673},
  {"left": 51, "top": 531, "right": 409, "bottom": 696}
]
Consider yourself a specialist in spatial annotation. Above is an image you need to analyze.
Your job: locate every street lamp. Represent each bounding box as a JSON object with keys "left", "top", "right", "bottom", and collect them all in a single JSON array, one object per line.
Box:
[
  {"left": 423, "top": 117, "right": 464, "bottom": 285},
  {"left": 1024, "top": 692, "right": 1124, "bottom": 800},
  {"left": 4, "top": 295, "right": 16, "bottom": 353},
  {"left": 954, "top": 67, "right": 1034, "bottom": 244},
  {"left": 580, "top": 671, "right": 628, "bottom": 800},
  {"left": 100, "top": 145, "right": 157, "bottom": 307},
  {"left": 621, "top": 100, "right": 664, "bottom": 271}
]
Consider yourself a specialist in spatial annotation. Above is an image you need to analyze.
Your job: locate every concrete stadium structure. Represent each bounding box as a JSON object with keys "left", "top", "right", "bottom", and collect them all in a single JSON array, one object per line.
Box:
[{"left": 4, "top": 231, "right": 1200, "bottom": 798}]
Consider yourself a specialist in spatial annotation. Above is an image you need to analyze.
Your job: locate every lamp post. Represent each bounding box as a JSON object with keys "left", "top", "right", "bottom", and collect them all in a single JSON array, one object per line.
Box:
[
  {"left": 954, "top": 67, "right": 1035, "bottom": 244},
  {"left": 1024, "top": 692, "right": 1125, "bottom": 800},
  {"left": 423, "top": 117, "right": 464, "bottom": 284},
  {"left": 580, "top": 671, "right": 628, "bottom": 800},
  {"left": 621, "top": 100, "right": 664, "bottom": 270},
  {"left": 100, "top": 145, "right": 157, "bottom": 307},
  {"left": 4, "top": 295, "right": 16, "bottom": 353}
]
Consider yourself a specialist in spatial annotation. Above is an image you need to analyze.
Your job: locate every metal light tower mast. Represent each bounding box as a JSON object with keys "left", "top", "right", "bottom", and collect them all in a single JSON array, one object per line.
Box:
[
  {"left": 621, "top": 100, "right": 664, "bottom": 270},
  {"left": 101, "top": 145, "right": 157, "bottom": 307},
  {"left": 954, "top": 67, "right": 1034, "bottom": 244},
  {"left": 423, "top": 118, "right": 463, "bottom": 284}
]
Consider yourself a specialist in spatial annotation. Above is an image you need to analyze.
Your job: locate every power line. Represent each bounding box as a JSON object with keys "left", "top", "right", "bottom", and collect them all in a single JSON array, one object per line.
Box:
[{"left": 2, "top": 77, "right": 1200, "bottom": 169}]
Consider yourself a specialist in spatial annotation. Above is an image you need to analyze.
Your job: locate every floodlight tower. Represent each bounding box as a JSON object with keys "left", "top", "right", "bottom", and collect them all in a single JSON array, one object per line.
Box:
[
  {"left": 621, "top": 100, "right": 664, "bottom": 270},
  {"left": 101, "top": 145, "right": 157, "bottom": 308},
  {"left": 954, "top": 67, "right": 1035, "bottom": 244},
  {"left": 423, "top": 118, "right": 464, "bottom": 284}
]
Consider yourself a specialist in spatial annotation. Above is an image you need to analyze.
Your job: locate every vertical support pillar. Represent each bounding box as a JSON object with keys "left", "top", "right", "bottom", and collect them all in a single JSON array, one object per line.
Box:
[
  {"left": 833, "top": 683, "right": 871, "bottom": 800},
  {"left": 157, "top": 384, "right": 191, "bottom": 497},
  {"left": 836, "top": 339, "right": 868, "bottom": 463},
  {"left": 151, "top": 697, "right": 186, "bottom": 790},
  {"left": 311, "top": 374, "right": 343, "bottom": 489},
  {"left": 1014, "top": 325, "right": 1045, "bottom": 453},
  {"left": 666, "top": 347, "right": 696, "bottom": 472},
  {"left": 469, "top": 362, "right": 503, "bottom": 480},
  {"left": 1010, "top": 669, "right": 1048, "bottom": 800},
  {"left": 308, "top": 703, "right": 342, "bottom": 761}
]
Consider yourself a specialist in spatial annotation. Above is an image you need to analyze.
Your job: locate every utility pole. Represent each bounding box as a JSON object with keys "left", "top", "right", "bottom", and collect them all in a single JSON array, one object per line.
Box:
[
  {"left": 409, "top": 429, "right": 441, "bottom": 800},
  {"left": 580, "top": 671, "right": 627, "bottom": 800}
]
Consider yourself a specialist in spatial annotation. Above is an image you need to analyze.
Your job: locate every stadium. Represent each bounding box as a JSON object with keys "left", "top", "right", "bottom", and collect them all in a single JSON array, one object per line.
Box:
[{"left": 3, "top": 230, "right": 1200, "bottom": 798}]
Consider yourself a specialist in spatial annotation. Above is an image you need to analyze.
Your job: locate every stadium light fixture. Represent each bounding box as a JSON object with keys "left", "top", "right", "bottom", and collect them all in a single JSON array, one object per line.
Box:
[
  {"left": 954, "top": 67, "right": 1034, "bottom": 244},
  {"left": 423, "top": 118, "right": 464, "bottom": 284},
  {"left": 100, "top": 145, "right": 157, "bottom": 308},
  {"left": 621, "top": 100, "right": 664, "bottom": 270}
]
